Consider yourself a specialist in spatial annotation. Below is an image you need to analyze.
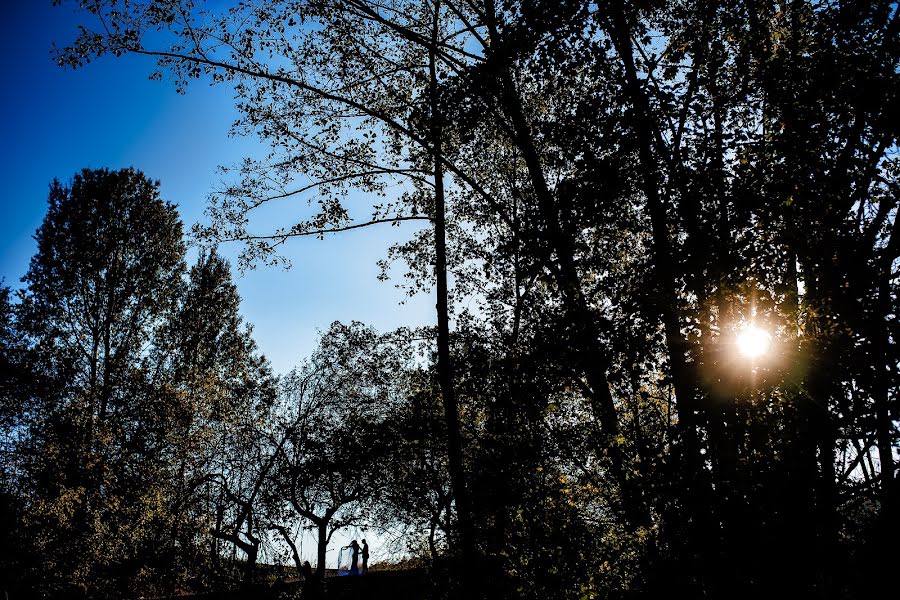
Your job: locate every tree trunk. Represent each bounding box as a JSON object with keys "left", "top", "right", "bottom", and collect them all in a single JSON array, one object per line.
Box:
[
  {"left": 605, "top": 4, "right": 716, "bottom": 592},
  {"left": 210, "top": 529, "right": 258, "bottom": 588},
  {"left": 429, "top": 0, "right": 478, "bottom": 572},
  {"left": 482, "top": 0, "right": 645, "bottom": 530},
  {"left": 317, "top": 521, "right": 328, "bottom": 579},
  {"left": 874, "top": 208, "right": 898, "bottom": 506},
  {"left": 242, "top": 543, "right": 258, "bottom": 588},
  {"left": 428, "top": 518, "right": 438, "bottom": 564},
  {"left": 607, "top": 0, "right": 698, "bottom": 456}
]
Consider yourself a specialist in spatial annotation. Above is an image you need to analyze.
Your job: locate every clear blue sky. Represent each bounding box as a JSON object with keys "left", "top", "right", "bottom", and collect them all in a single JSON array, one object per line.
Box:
[{"left": 0, "top": 2, "right": 435, "bottom": 374}]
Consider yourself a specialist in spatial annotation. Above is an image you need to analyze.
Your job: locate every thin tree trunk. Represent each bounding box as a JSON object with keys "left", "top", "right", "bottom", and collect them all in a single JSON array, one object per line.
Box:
[
  {"left": 429, "top": 518, "right": 439, "bottom": 564},
  {"left": 608, "top": 0, "right": 698, "bottom": 459},
  {"left": 242, "top": 543, "right": 258, "bottom": 588},
  {"left": 606, "top": 4, "right": 710, "bottom": 591},
  {"left": 429, "top": 0, "right": 477, "bottom": 573},
  {"left": 272, "top": 524, "right": 303, "bottom": 572},
  {"left": 874, "top": 209, "right": 899, "bottom": 502}
]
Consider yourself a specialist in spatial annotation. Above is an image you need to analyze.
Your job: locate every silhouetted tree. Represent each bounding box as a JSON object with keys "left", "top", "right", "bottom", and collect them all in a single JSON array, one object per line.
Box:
[
  {"left": 270, "top": 322, "right": 411, "bottom": 577},
  {"left": 155, "top": 249, "right": 276, "bottom": 589},
  {"left": 14, "top": 167, "right": 185, "bottom": 596}
]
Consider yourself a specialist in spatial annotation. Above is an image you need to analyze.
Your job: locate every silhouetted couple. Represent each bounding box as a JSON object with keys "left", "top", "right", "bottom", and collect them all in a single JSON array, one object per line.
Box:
[{"left": 344, "top": 538, "right": 369, "bottom": 575}]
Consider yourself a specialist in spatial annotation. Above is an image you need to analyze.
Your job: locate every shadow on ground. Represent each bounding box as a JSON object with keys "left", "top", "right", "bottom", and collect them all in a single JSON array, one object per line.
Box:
[{"left": 148, "top": 570, "right": 429, "bottom": 600}]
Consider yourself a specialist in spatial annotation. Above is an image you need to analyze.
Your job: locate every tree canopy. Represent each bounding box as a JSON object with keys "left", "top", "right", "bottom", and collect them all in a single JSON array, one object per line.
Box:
[{"left": 0, "top": 1, "right": 896, "bottom": 599}]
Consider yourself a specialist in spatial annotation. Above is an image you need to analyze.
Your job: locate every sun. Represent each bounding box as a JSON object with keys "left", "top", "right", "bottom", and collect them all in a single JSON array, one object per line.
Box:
[{"left": 736, "top": 326, "right": 772, "bottom": 359}]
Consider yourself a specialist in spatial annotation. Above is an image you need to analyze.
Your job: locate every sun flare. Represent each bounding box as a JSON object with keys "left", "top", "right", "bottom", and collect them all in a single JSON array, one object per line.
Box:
[{"left": 736, "top": 326, "right": 772, "bottom": 359}]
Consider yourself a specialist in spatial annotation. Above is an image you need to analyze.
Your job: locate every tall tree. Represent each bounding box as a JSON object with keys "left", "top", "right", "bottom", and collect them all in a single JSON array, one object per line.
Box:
[
  {"left": 55, "top": 7, "right": 494, "bottom": 577},
  {"left": 155, "top": 249, "right": 276, "bottom": 589},
  {"left": 16, "top": 167, "right": 186, "bottom": 596}
]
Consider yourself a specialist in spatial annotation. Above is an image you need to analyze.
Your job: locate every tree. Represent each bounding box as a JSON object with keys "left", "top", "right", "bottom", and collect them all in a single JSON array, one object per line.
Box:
[
  {"left": 155, "top": 249, "right": 276, "bottom": 590},
  {"left": 375, "top": 365, "right": 453, "bottom": 565},
  {"left": 6, "top": 172, "right": 279, "bottom": 596},
  {"left": 15, "top": 167, "right": 186, "bottom": 596},
  {"left": 270, "top": 322, "right": 411, "bottom": 578}
]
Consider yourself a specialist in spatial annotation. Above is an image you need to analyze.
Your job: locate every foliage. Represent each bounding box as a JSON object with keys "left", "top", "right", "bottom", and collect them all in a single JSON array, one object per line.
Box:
[
  {"left": 269, "top": 322, "right": 414, "bottom": 577},
  {"left": 2, "top": 1, "right": 896, "bottom": 598},
  {"left": 2, "top": 169, "right": 277, "bottom": 597},
  {"left": 12, "top": 168, "right": 187, "bottom": 597}
]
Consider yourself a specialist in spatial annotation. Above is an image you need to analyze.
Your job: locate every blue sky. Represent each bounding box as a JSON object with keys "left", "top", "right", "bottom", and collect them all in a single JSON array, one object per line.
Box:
[{"left": 0, "top": 2, "right": 435, "bottom": 374}]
